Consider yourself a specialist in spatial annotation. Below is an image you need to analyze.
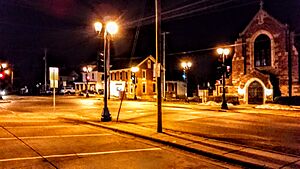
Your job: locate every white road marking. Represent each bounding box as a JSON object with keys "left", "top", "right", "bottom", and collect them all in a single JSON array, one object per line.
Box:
[
  {"left": 0, "top": 133, "right": 112, "bottom": 140},
  {"left": 5, "top": 125, "right": 81, "bottom": 129},
  {"left": 0, "top": 148, "right": 162, "bottom": 162}
]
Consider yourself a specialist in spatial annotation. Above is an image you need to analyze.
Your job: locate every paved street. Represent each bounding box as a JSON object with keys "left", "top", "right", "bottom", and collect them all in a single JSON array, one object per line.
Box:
[
  {"left": 1, "top": 95, "right": 300, "bottom": 156},
  {"left": 0, "top": 95, "right": 236, "bottom": 168},
  {"left": 1, "top": 95, "right": 300, "bottom": 167}
]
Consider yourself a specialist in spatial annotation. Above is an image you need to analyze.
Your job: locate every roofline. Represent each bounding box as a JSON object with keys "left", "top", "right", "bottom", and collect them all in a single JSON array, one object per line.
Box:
[
  {"left": 137, "top": 55, "right": 155, "bottom": 67},
  {"left": 240, "top": 9, "right": 287, "bottom": 36}
]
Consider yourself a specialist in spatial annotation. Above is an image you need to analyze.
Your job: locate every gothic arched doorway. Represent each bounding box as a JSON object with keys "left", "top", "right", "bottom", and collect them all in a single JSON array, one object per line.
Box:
[{"left": 248, "top": 81, "right": 264, "bottom": 104}]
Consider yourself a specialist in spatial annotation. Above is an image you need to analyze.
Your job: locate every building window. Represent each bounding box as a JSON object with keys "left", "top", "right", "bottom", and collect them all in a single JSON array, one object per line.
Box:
[
  {"left": 92, "top": 73, "right": 95, "bottom": 80},
  {"left": 142, "top": 70, "right": 146, "bottom": 79},
  {"left": 114, "top": 73, "right": 117, "bottom": 80},
  {"left": 101, "top": 74, "right": 104, "bottom": 80},
  {"left": 130, "top": 84, "right": 133, "bottom": 93},
  {"left": 142, "top": 83, "right": 146, "bottom": 94},
  {"left": 147, "top": 60, "right": 151, "bottom": 69},
  {"left": 153, "top": 83, "right": 156, "bottom": 93},
  {"left": 126, "top": 72, "right": 128, "bottom": 80},
  {"left": 171, "top": 83, "right": 175, "bottom": 92},
  {"left": 111, "top": 73, "right": 113, "bottom": 80},
  {"left": 120, "top": 72, "right": 123, "bottom": 80},
  {"left": 254, "top": 34, "right": 271, "bottom": 67}
]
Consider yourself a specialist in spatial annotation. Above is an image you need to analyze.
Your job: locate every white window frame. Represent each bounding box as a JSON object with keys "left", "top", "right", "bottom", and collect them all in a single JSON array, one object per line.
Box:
[
  {"left": 147, "top": 60, "right": 152, "bottom": 69},
  {"left": 142, "top": 69, "right": 146, "bottom": 79}
]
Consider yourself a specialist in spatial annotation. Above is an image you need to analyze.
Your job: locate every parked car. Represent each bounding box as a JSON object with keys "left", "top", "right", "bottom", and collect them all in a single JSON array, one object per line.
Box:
[{"left": 59, "top": 86, "right": 75, "bottom": 94}]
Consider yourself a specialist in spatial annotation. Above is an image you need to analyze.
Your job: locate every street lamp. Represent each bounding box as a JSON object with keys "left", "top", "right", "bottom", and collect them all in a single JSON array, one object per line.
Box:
[
  {"left": 94, "top": 20, "right": 119, "bottom": 122},
  {"left": 83, "top": 66, "right": 93, "bottom": 98},
  {"left": 217, "top": 48, "right": 230, "bottom": 110},
  {"left": 181, "top": 61, "right": 192, "bottom": 102},
  {"left": 131, "top": 67, "right": 139, "bottom": 100}
]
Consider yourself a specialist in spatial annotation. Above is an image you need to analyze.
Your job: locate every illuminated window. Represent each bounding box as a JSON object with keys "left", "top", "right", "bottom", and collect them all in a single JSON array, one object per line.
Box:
[
  {"left": 153, "top": 83, "right": 156, "bottom": 93},
  {"left": 147, "top": 60, "right": 151, "bottom": 69}
]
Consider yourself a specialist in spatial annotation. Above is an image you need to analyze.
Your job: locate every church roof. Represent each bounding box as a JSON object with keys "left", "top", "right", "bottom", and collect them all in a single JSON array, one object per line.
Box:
[{"left": 240, "top": 8, "right": 287, "bottom": 36}]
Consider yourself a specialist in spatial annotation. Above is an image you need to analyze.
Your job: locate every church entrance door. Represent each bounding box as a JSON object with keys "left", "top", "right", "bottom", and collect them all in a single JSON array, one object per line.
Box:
[{"left": 248, "top": 81, "right": 264, "bottom": 104}]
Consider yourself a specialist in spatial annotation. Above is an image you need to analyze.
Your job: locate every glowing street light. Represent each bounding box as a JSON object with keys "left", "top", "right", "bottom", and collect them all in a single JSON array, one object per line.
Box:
[
  {"left": 181, "top": 61, "right": 192, "bottom": 102},
  {"left": 94, "top": 20, "right": 119, "bottom": 122},
  {"left": 217, "top": 47, "right": 230, "bottom": 110}
]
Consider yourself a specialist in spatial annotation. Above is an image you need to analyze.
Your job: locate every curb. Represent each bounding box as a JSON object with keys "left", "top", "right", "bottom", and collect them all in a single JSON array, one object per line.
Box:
[{"left": 86, "top": 121, "right": 268, "bottom": 168}]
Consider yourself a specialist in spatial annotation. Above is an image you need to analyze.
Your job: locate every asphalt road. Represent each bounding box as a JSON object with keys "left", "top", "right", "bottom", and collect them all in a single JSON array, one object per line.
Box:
[
  {"left": 1, "top": 95, "right": 300, "bottom": 157},
  {"left": 0, "top": 95, "right": 236, "bottom": 169}
]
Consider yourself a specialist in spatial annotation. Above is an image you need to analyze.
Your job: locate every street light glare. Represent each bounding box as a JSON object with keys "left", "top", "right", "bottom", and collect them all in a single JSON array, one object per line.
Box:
[
  {"left": 88, "top": 67, "right": 93, "bottom": 72},
  {"left": 4, "top": 70, "right": 10, "bottom": 75},
  {"left": 217, "top": 48, "right": 224, "bottom": 55},
  {"left": 181, "top": 62, "right": 187, "bottom": 68},
  {"left": 94, "top": 22, "right": 102, "bottom": 32},
  {"left": 106, "top": 21, "right": 118, "bottom": 35},
  {"left": 131, "top": 67, "right": 139, "bottom": 73},
  {"left": 83, "top": 67, "right": 87, "bottom": 72},
  {"left": 223, "top": 48, "right": 230, "bottom": 55},
  {"left": 187, "top": 62, "right": 192, "bottom": 68}
]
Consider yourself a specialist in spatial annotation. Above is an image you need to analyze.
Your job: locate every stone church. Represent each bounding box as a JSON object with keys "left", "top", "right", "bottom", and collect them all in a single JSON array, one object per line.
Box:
[{"left": 226, "top": 3, "right": 299, "bottom": 104}]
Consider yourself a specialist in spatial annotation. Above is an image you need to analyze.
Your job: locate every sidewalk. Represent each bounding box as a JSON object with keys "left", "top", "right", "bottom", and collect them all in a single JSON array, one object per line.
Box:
[{"left": 86, "top": 121, "right": 300, "bottom": 168}]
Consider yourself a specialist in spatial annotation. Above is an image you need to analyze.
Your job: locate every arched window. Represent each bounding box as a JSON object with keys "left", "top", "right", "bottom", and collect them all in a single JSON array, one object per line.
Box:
[{"left": 254, "top": 34, "right": 271, "bottom": 67}]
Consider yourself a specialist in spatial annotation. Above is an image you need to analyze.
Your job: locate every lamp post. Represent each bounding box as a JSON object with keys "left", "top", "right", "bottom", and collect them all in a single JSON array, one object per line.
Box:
[
  {"left": 217, "top": 48, "right": 230, "bottom": 110},
  {"left": 83, "top": 66, "right": 92, "bottom": 98},
  {"left": 131, "top": 67, "right": 139, "bottom": 100},
  {"left": 181, "top": 61, "right": 192, "bottom": 102},
  {"left": 94, "top": 21, "right": 118, "bottom": 122}
]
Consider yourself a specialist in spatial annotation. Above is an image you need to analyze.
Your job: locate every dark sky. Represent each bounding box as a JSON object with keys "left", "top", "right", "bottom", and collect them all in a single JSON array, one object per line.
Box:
[{"left": 0, "top": 0, "right": 299, "bottom": 88}]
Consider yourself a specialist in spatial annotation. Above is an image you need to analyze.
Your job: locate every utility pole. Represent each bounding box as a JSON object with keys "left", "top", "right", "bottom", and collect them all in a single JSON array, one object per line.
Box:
[
  {"left": 44, "top": 48, "right": 47, "bottom": 92},
  {"left": 162, "top": 32, "right": 169, "bottom": 100},
  {"left": 155, "top": 0, "right": 162, "bottom": 133},
  {"left": 107, "top": 37, "right": 111, "bottom": 99}
]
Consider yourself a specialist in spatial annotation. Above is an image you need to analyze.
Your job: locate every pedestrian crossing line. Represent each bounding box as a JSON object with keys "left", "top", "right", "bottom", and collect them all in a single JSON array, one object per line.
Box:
[
  {"left": 0, "top": 133, "right": 112, "bottom": 140},
  {"left": 0, "top": 147, "right": 162, "bottom": 162}
]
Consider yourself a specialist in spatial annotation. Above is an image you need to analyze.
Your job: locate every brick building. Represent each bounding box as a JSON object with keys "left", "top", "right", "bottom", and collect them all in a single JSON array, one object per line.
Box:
[
  {"left": 225, "top": 5, "right": 299, "bottom": 104},
  {"left": 75, "top": 55, "right": 157, "bottom": 99}
]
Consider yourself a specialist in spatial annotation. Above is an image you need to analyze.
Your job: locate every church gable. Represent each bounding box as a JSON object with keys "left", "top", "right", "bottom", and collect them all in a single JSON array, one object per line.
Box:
[{"left": 240, "top": 9, "right": 287, "bottom": 37}]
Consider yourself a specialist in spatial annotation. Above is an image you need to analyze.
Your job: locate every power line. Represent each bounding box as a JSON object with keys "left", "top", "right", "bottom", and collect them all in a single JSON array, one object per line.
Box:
[{"left": 168, "top": 42, "right": 245, "bottom": 56}]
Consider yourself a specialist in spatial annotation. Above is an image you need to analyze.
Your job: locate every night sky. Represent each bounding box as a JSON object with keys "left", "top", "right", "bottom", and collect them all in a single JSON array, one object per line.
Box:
[{"left": 0, "top": 0, "right": 299, "bottom": 90}]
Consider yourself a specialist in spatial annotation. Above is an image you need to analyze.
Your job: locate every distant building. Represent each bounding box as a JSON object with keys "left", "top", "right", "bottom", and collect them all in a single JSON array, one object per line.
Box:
[
  {"left": 220, "top": 6, "right": 299, "bottom": 104},
  {"left": 165, "top": 81, "right": 186, "bottom": 99},
  {"left": 74, "top": 55, "right": 157, "bottom": 99}
]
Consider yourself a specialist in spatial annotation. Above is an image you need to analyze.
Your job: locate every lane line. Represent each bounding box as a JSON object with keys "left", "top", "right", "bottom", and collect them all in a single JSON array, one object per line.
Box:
[
  {"left": 0, "top": 148, "right": 162, "bottom": 162},
  {"left": 0, "top": 133, "right": 112, "bottom": 140},
  {"left": 5, "top": 125, "right": 81, "bottom": 129}
]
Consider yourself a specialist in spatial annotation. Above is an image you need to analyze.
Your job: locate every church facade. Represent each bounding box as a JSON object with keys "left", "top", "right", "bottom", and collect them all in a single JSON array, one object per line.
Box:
[{"left": 226, "top": 7, "right": 299, "bottom": 104}]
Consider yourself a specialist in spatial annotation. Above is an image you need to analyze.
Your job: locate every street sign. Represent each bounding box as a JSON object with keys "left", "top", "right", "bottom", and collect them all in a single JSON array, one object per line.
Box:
[{"left": 49, "top": 67, "right": 59, "bottom": 88}]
